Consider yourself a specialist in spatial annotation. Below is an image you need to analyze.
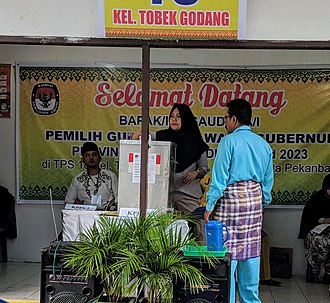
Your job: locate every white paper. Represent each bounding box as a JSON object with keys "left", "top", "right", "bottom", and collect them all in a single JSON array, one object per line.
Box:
[
  {"left": 311, "top": 224, "right": 330, "bottom": 234},
  {"left": 119, "top": 207, "right": 155, "bottom": 217},
  {"left": 65, "top": 204, "right": 97, "bottom": 211},
  {"left": 91, "top": 194, "right": 102, "bottom": 208},
  {"left": 132, "top": 152, "right": 157, "bottom": 184}
]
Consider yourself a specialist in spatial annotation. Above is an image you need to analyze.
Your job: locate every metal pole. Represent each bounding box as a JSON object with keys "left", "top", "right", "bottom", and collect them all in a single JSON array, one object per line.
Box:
[{"left": 140, "top": 43, "right": 150, "bottom": 218}]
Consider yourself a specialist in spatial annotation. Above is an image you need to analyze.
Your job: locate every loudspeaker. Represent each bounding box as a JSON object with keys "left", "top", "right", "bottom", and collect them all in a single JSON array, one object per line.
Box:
[
  {"left": 42, "top": 270, "right": 101, "bottom": 303},
  {"left": 40, "top": 243, "right": 103, "bottom": 303},
  {"left": 174, "top": 253, "right": 231, "bottom": 303}
]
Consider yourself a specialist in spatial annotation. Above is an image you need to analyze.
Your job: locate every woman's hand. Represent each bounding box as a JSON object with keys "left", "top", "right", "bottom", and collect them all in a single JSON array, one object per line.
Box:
[
  {"left": 131, "top": 131, "right": 141, "bottom": 140},
  {"left": 181, "top": 171, "right": 199, "bottom": 184}
]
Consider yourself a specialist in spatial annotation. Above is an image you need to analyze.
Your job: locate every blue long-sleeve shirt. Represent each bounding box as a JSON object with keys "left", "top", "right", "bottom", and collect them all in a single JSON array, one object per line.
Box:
[{"left": 206, "top": 125, "right": 274, "bottom": 212}]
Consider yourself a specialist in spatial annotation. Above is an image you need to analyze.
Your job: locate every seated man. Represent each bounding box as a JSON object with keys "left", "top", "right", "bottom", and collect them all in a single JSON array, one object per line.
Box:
[
  {"left": 65, "top": 142, "right": 118, "bottom": 210},
  {"left": 298, "top": 174, "right": 330, "bottom": 282}
]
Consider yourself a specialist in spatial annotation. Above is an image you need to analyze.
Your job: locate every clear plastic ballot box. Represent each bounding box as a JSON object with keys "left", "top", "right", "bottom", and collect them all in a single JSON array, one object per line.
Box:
[{"left": 118, "top": 140, "right": 176, "bottom": 211}]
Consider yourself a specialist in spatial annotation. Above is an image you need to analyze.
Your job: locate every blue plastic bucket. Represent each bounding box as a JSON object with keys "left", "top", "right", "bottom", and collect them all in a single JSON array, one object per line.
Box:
[{"left": 205, "top": 220, "right": 229, "bottom": 251}]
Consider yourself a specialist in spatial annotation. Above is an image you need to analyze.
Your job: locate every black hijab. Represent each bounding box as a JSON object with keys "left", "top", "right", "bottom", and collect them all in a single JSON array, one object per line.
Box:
[
  {"left": 156, "top": 103, "right": 209, "bottom": 173},
  {"left": 298, "top": 174, "right": 330, "bottom": 239}
]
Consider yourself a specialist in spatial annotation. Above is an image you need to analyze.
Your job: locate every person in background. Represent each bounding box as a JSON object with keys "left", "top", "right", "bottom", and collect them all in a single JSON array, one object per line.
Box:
[
  {"left": 298, "top": 174, "right": 330, "bottom": 282},
  {"left": 132, "top": 103, "right": 209, "bottom": 241},
  {"left": 200, "top": 174, "right": 211, "bottom": 207},
  {"left": 65, "top": 142, "right": 118, "bottom": 210},
  {"left": 204, "top": 98, "right": 274, "bottom": 303},
  {"left": 0, "top": 185, "right": 17, "bottom": 262}
]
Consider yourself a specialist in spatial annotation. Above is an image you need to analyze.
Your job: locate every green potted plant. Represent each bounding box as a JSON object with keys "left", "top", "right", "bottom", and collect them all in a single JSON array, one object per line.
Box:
[{"left": 63, "top": 210, "right": 217, "bottom": 303}]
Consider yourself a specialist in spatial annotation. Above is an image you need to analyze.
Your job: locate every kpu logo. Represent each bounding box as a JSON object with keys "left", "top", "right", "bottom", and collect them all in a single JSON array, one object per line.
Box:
[{"left": 31, "top": 83, "right": 59, "bottom": 115}]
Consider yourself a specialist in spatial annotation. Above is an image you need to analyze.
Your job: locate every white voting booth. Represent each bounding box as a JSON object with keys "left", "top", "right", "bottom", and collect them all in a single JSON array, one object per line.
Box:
[
  {"left": 62, "top": 140, "right": 181, "bottom": 241},
  {"left": 117, "top": 140, "right": 176, "bottom": 212}
]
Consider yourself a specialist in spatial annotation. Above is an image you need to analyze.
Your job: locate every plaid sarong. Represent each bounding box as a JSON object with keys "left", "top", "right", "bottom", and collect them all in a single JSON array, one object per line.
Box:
[{"left": 214, "top": 180, "right": 263, "bottom": 260}]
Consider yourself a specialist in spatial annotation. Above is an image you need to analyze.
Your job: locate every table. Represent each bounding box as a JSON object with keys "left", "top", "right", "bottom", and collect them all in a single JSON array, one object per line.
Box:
[
  {"left": 62, "top": 210, "right": 189, "bottom": 242},
  {"left": 62, "top": 210, "right": 107, "bottom": 241}
]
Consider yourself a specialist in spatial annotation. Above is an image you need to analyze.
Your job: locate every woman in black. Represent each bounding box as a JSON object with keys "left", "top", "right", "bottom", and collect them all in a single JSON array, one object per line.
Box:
[
  {"left": 132, "top": 103, "right": 209, "bottom": 241},
  {"left": 298, "top": 174, "right": 330, "bottom": 281},
  {"left": 156, "top": 103, "right": 209, "bottom": 215}
]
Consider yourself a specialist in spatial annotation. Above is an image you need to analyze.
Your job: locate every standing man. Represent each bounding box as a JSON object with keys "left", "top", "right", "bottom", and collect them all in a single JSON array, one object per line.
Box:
[
  {"left": 65, "top": 142, "right": 118, "bottom": 210},
  {"left": 204, "top": 99, "right": 274, "bottom": 303}
]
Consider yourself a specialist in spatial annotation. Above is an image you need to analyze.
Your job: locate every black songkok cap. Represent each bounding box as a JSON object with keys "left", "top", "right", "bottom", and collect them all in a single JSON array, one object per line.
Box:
[{"left": 81, "top": 142, "right": 99, "bottom": 156}]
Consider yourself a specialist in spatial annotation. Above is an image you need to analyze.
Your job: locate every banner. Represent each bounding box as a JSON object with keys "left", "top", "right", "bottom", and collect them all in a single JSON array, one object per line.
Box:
[
  {"left": 104, "top": 0, "right": 245, "bottom": 40},
  {"left": 17, "top": 64, "right": 330, "bottom": 205},
  {"left": 0, "top": 64, "right": 11, "bottom": 118}
]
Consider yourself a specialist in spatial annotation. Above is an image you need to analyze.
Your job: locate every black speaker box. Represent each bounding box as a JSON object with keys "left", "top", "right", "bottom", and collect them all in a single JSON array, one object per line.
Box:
[
  {"left": 40, "top": 243, "right": 103, "bottom": 303},
  {"left": 174, "top": 253, "right": 231, "bottom": 303},
  {"left": 269, "top": 247, "right": 293, "bottom": 279}
]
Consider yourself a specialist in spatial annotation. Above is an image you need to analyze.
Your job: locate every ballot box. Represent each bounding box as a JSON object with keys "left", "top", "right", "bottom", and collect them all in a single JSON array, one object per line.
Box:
[{"left": 118, "top": 140, "right": 176, "bottom": 212}]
